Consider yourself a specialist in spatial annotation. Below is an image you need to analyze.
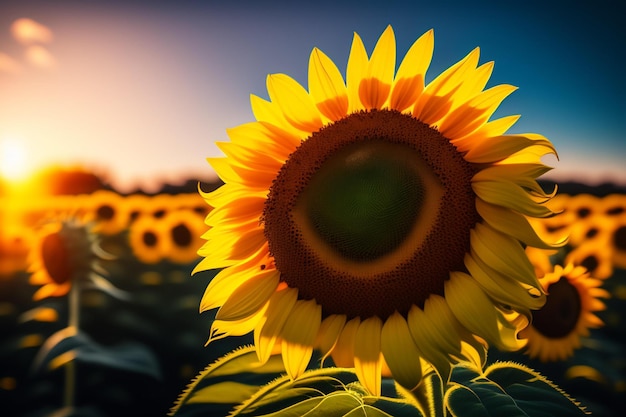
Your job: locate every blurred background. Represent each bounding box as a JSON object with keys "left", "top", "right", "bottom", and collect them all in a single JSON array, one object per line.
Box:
[{"left": 1, "top": 0, "right": 624, "bottom": 416}]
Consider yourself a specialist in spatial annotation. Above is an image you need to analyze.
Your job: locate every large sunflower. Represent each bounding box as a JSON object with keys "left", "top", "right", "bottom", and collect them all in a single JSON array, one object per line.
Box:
[
  {"left": 194, "top": 26, "right": 562, "bottom": 394},
  {"left": 520, "top": 264, "right": 608, "bottom": 362}
]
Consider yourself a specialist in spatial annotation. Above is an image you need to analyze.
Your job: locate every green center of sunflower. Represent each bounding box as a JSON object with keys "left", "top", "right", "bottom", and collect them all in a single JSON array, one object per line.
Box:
[
  {"left": 301, "top": 141, "right": 425, "bottom": 261},
  {"left": 41, "top": 232, "right": 73, "bottom": 284},
  {"left": 263, "top": 109, "right": 479, "bottom": 318},
  {"left": 531, "top": 277, "right": 581, "bottom": 338}
]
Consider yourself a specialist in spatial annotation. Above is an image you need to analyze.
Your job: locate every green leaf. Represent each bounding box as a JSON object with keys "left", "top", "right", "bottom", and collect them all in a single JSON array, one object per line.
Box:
[
  {"left": 446, "top": 362, "right": 589, "bottom": 417},
  {"left": 171, "top": 345, "right": 287, "bottom": 416},
  {"left": 32, "top": 327, "right": 161, "bottom": 380},
  {"left": 188, "top": 382, "right": 261, "bottom": 405}
]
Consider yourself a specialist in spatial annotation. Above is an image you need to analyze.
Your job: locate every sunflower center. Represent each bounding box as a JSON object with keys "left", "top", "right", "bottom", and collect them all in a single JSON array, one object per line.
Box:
[
  {"left": 300, "top": 140, "right": 425, "bottom": 261},
  {"left": 263, "top": 109, "right": 479, "bottom": 318},
  {"left": 531, "top": 277, "right": 581, "bottom": 338},
  {"left": 172, "top": 223, "right": 192, "bottom": 247},
  {"left": 41, "top": 233, "right": 73, "bottom": 284},
  {"left": 143, "top": 231, "right": 158, "bottom": 247}
]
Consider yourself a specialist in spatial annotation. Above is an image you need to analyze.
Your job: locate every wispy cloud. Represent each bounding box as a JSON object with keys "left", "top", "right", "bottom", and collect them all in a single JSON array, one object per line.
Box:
[
  {"left": 10, "top": 18, "right": 53, "bottom": 45},
  {"left": 1, "top": 18, "right": 57, "bottom": 75},
  {"left": 24, "top": 45, "right": 56, "bottom": 69}
]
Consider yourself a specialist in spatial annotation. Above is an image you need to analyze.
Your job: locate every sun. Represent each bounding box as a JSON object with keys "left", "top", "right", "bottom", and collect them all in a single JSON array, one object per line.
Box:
[{"left": 0, "top": 138, "right": 30, "bottom": 182}]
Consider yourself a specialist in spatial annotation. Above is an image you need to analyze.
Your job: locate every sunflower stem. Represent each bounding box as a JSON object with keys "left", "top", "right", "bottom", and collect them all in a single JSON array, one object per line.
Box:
[{"left": 64, "top": 282, "right": 81, "bottom": 409}]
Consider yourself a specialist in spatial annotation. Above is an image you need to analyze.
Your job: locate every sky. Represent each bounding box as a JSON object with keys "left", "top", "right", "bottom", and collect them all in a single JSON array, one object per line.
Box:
[{"left": 0, "top": 0, "right": 624, "bottom": 192}]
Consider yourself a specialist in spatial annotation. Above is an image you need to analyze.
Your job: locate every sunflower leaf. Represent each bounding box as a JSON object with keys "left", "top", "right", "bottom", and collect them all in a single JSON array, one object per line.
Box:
[
  {"left": 445, "top": 362, "right": 588, "bottom": 417},
  {"left": 170, "top": 345, "right": 287, "bottom": 416},
  {"left": 31, "top": 328, "right": 161, "bottom": 380}
]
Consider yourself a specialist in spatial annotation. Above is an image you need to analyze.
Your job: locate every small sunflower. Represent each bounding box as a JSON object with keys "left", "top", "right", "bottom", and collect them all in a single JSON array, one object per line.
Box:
[
  {"left": 161, "top": 209, "right": 206, "bottom": 264},
  {"left": 520, "top": 264, "right": 609, "bottom": 362},
  {"left": 28, "top": 219, "right": 112, "bottom": 301},
  {"left": 195, "top": 26, "right": 562, "bottom": 394},
  {"left": 128, "top": 214, "right": 166, "bottom": 264},
  {"left": 83, "top": 190, "right": 130, "bottom": 235}
]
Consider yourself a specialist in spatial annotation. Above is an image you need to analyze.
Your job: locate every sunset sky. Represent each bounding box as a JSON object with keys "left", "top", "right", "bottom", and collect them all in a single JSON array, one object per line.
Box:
[{"left": 0, "top": 0, "right": 623, "bottom": 192}]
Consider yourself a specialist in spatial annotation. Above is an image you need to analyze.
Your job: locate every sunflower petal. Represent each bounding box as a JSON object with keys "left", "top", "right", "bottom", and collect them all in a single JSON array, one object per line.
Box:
[
  {"left": 266, "top": 73, "right": 323, "bottom": 133},
  {"left": 465, "top": 252, "right": 545, "bottom": 312},
  {"left": 330, "top": 317, "right": 360, "bottom": 367},
  {"left": 413, "top": 47, "right": 480, "bottom": 125},
  {"left": 475, "top": 198, "right": 565, "bottom": 249},
  {"left": 359, "top": 25, "right": 395, "bottom": 109},
  {"left": 463, "top": 133, "right": 556, "bottom": 163},
  {"left": 446, "top": 272, "right": 528, "bottom": 351},
  {"left": 407, "top": 298, "right": 457, "bottom": 382},
  {"left": 250, "top": 94, "right": 304, "bottom": 137},
  {"left": 309, "top": 47, "right": 348, "bottom": 120},
  {"left": 281, "top": 299, "right": 322, "bottom": 379},
  {"left": 207, "top": 306, "right": 266, "bottom": 344},
  {"left": 315, "top": 314, "right": 347, "bottom": 363},
  {"left": 470, "top": 223, "right": 540, "bottom": 288},
  {"left": 215, "top": 269, "right": 279, "bottom": 321},
  {"left": 390, "top": 29, "right": 433, "bottom": 112},
  {"left": 473, "top": 180, "right": 555, "bottom": 218},
  {"left": 254, "top": 286, "right": 298, "bottom": 364},
  {"left": 438, "top": 84, "right": 517, "bottom": 139},
  {"left": 346, "top": 32, "right": 368, "bottom": 112},
  {"left": 381, "top": 311, "right": 423, "bottom": 390},
  {"left": 354, "top": 316, "right": 383, "bottom": 395}
]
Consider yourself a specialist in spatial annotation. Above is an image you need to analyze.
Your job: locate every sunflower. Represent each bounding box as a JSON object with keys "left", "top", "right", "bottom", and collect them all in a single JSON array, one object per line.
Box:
[
  {"left": 161, "top": 209, "right": 206, "bottom": 264},
  {"left": 28, "top": 219, "right": 112, "bottom": 301},
  {"left": 520, "top": 264, "right": 608, "bottom": 362},
  {"left": 83, "top": 190, "right": 130, "bottom": 235},
  {"left": 194, "top": 26, "right": 562, "bottom": 394},
  {"left": 128, "top": 214, "right": 167, "bottom": 264}
]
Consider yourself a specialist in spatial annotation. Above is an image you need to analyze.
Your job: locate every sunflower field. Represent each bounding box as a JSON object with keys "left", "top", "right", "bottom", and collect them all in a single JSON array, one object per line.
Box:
[{"left": 0, "top": 179, "right": 624, "bottom": 417}]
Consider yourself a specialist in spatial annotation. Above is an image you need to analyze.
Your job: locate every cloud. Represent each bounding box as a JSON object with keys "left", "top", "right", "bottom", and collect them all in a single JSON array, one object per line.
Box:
[
  {"left": 10, "top": 18, "right": 54, "bottom": 45},
  {"left": 24, "top": 45, "right": 56, "bottom": 69},
  {"left": 0, "top": 52, "right": 22, "bottom": 74}
]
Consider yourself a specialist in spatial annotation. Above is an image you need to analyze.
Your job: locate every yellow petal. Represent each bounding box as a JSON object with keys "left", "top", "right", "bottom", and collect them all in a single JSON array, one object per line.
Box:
[
  {"left": 413, "top": 48, "right": 480, "bottom": 125},
  {"left": 227, "top": 121, "right": 300, "bottom": 154},
  {"left": 407, "top": 298, "right": 457, "bottom": 382},
  {"left": 266, "top": 73, "right": 322, "bottom": 133},
  {"left": 346, "top": 32, "right": 368, "bottom": 112},
  {"left": 463, "top": 133, "right": 556, "bottom": 163},
  {"left": 250, "top": 94, "right": 306, "bottom": 137},
  {"left": 359, "top": 25, "right": 395, "bottom": 109},
  {"left": 315, "top": 314, "right": 347, "bottom": 363},
  {"left": 254, "top": 286, "right": 298, "bottom": 364},
  {"left": 470, "top": 223, "right": 540, "bottom": 289},
  {"left": 475, "top": 198, "right": 565, "bottom": 249},
  {"left": 381, "top": 311, "right": 423, "bottom": 390},
  {"left": 330, "top": 316, "right": 360, "bottom": 367},
  {"left": 308, "top": 47, "right": 348, "bottom": 121},
  {"left": 199, "top": 246, "right": 269, "bottom": 313},
  {"left": 207, "top": 306, "right": 266, "bottom": 344},
  {"left": 215, "top": 269, "right": 279, "bottom": 321},
  {"left": 464, "top": 252, "right": 544, "bottom": 313},
  {"left": 472, "top": 180, "right": 555, "bottom": 218},
  {"left": 451, "top": 114, "right": 520, "bottom": 152},
  {"left": 390, "top": 29, "right": 433, "bottom": 112},
  {"left": 281, "top": 299, "right": 322, "bottom": 379},
  {"left": 445, "top": 272, "right": 527, "bottom": 352},
  {"left": 354, "top": 316, "right": 383, "bottom": 395},
  {"left": 438, "top": 84, "right": 517, "bottom": 139}
]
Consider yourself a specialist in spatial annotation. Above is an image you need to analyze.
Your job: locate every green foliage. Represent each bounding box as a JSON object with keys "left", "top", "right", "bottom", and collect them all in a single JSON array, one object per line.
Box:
[
  {"left": 446, "top": 362, "right": 589, "bottom": 417},
  {"left": 172, "top": 346, "right": 592, "bottom": 417}
]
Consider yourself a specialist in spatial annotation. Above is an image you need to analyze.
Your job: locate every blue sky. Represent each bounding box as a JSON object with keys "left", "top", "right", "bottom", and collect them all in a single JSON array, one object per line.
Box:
[{"left": 0, "top": 0, "right": 624, "bottom": 191}]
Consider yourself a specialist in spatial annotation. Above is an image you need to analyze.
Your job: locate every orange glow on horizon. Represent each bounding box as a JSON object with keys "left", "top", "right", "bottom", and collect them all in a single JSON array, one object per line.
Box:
[{"left": 0, "top": 138, "right": 31, "bottom": 184}]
